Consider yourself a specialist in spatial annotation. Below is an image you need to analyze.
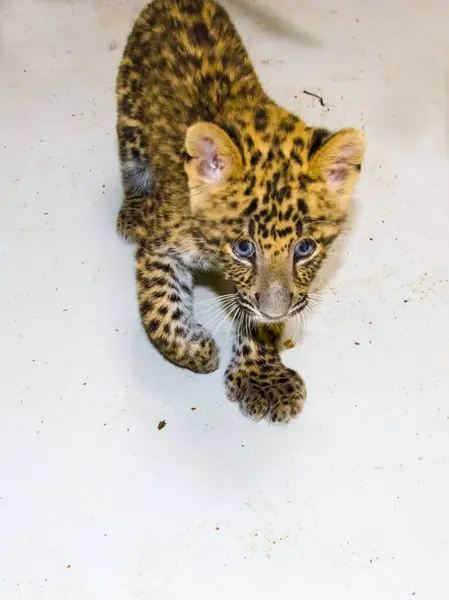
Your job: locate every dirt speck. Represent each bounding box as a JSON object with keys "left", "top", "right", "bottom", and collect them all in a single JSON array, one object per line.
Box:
[
  {"left": 303, "top": 89, "right": 325, "bottom": 106},
  {"left": 158, "top": 420, "right": 167, "bottom": 431},
  {"left": 66, "top": 565, "right": 71, "bottom": 569},
  {"left": 191, "top": 407, "right": 197, "bottom": 412}
]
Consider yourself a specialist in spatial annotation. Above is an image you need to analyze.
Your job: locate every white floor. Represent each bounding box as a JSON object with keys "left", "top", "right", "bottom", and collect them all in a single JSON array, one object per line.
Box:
[{"left": 1, "top": 0, "right": 449, "bottom": 598}]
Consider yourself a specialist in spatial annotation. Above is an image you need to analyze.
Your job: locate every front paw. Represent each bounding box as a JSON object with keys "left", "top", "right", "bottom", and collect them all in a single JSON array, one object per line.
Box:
[
  {"left": 187, "top": 329, "right": 219, "bottom": 374},
  {"left": 172, "top": 326, "right": 219, "bottom": 374},
  {"left": 225, "top": 362, "right": 306, "bottom": 423}
]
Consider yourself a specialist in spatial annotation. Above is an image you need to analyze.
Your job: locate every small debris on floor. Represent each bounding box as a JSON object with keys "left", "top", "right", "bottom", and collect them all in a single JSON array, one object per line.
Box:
[
  {"left": 283, "top": 339, "right": 296, "bottom": 349},
  {"left": 191, "top": 407, "right": 197, "bottom": 412},
  {"left": 303, "top": 89, "right": 325, "bottom": 106},
  {"left": 157, "top": 420, "right": 167, "bottom": 431}
]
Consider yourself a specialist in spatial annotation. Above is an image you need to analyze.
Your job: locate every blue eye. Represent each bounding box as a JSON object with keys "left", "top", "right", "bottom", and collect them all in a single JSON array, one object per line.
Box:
[
  {"left": 233, "top": 239, "right": 256, "bottom": 259},
  {"left": 294, "top": 239, "right": 316, "bottom": 260}
]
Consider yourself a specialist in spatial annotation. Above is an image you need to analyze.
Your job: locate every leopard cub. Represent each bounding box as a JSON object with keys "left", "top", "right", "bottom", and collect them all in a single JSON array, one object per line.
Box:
[{"left": 116, "top": 0, "right": 365, "bottom": 423}]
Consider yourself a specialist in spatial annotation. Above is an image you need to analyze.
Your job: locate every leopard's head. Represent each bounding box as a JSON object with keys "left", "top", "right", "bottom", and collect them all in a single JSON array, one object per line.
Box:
[{"left": 184, "top": 106, "right": 365, "bottom": 323}]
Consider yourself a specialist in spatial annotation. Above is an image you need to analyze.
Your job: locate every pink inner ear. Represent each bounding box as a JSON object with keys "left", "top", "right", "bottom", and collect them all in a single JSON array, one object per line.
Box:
[
  {"left": 198, "top": 136, "right": 225, "bottom": 182},
  {"left": 328, "top": 167, "right": 348, "bottom": 182},
  {"left": 199, "top": 156, "right": 225, "bottom": 180},
  {"left": 326, "top": 142, "right": 359, "bottom": 185},
  {"left": 338, "top": 143, "right": 357, "bottom": 161}
]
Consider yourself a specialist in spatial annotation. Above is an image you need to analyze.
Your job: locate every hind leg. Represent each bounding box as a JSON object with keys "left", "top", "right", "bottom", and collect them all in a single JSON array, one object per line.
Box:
[
  {"left": 116, "top": 132, "right": 155, "bottom": 243},
  {"left": 116, "top": 194, "right": 155, "bottom": 243},
  {"left": 116, "top": 106, "right": 153, "bottom": 242}
]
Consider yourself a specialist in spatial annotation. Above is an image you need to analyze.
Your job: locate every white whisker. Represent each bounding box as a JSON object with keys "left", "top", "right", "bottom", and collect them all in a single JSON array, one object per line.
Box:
[
  {"left": 237, "top": 310, "right": 244, "bottom": 345},
  {"left": 198, "top": 293, "right": 236, "bottom": 299},
  {"left": 196, "top": 293, "right": 237, "bottom": 306},
  {"left": 227, "top": 305, "right": 241, "bottom": 341},
  {"left": 202, "top": 310, "right": 226, "bottom": 330},
  {"left": 291, "top": 314, "right": 298, "bottom": 338},
  {"left": 212, "top": 308, "right": 233, "bottom": 337},
  {"left": 202, "top": 302, "right": 234, "bottom": 328},
  {"left": 200, "top": 297, "right": 237, "bottom": 315}
]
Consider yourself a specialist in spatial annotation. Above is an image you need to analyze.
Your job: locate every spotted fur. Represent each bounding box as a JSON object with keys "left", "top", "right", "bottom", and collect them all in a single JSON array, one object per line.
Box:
[{"left": 116, "top": 0, "right": 365, "bottom": 423}]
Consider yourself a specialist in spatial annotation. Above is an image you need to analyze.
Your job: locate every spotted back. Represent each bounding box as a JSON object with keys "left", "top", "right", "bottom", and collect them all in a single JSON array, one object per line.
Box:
[{"left": 116, "top": 0, "right": 365, "bottom": 322}]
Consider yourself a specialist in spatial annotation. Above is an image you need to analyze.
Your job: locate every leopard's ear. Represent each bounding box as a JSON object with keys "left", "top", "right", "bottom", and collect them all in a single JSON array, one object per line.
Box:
[
  {"left": 308, "top": 128, "right": 365, "bottom": 194},
  {"left": 184, "top": 122, "right": 242, "bottom": 210}
]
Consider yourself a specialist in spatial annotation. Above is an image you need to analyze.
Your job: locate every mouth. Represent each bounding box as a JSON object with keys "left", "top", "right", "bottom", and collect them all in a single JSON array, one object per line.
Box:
[{"left": 238, "top": 296, "right": 308, "bottom": 324}]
